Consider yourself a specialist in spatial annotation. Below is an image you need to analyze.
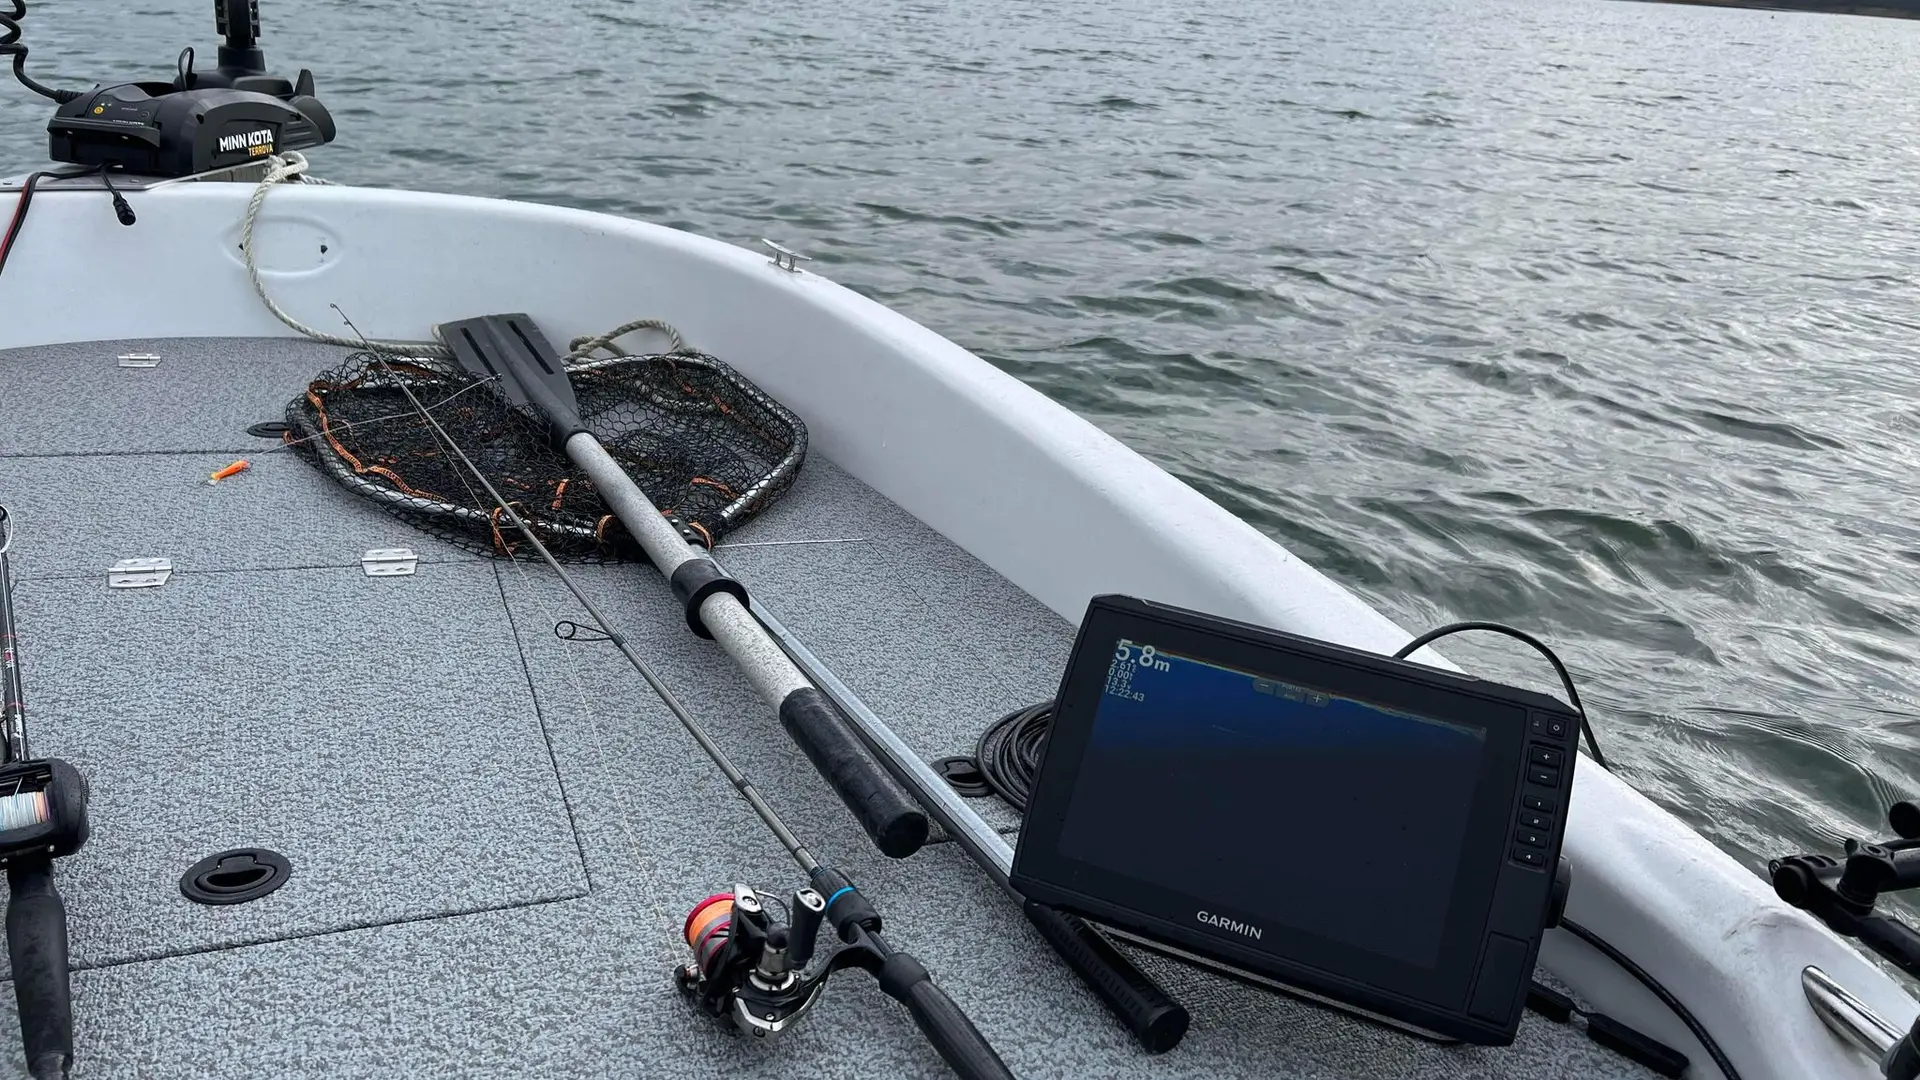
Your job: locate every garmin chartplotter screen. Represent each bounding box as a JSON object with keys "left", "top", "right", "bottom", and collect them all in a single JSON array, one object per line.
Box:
[
  {"left": 1012, "top": 596, "right": 1582, "bottom": 1044},
  {"left": 1057, "top": 639, "right": 1487, "bottom": 968}
]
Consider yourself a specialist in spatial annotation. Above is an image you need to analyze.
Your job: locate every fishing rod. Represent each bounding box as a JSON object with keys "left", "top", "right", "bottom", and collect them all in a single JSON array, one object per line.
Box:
[
  {"left": 281, "top": 302, "right": 1192, "bottom": 1056},
  {"left": 0, "top": 507, "right": 91, "bottom": 1080},
  {"left": 749, "top": 603, "right": 1192, "bottom": 1053},
  {"left": 336, "top": 317, "right": 1016, "bottom": 1080}
]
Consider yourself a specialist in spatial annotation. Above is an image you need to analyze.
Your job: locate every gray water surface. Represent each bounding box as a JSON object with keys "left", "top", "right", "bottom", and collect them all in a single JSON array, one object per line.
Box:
[{"left": 6, "top": 0, "right": 1919, "bottom": 894}]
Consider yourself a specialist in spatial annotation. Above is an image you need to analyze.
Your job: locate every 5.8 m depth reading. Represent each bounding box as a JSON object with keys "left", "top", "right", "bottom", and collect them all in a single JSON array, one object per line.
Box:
[
  {"left": 1104, "top": 639, "right": 1173, "bottom": 703},
  {"left": 1105, "top": 639, "right": 1338, "bottom": 709}
]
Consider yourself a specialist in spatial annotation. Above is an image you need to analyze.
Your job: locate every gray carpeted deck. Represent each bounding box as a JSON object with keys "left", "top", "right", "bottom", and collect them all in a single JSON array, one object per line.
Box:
[{"left": 0, "top": 337, "right": 1654, "bottom": 1078}]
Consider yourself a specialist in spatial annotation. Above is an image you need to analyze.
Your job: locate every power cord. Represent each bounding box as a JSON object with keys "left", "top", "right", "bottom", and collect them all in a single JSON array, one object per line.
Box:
[
  {"left": 97, "top": 167, "right": 135, "bottom": 226},
  {"left": 2, "top": 0, "right": 82, "bottom": 104},
  {"left": 1559, "top": 918, "right": 1742, "bottom": 1080},
  {"left": 0, "top": 170, "right": 46, "bottom": 281},
  {"left": 0, "top": 166, "right": 138, "bottom": 283},
  {"left": 1391, "top": 621, "right": 1608, "bottom": 769}
]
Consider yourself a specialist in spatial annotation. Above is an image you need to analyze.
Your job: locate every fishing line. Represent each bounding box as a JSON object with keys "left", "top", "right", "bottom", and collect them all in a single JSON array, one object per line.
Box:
[
  {"left": 257, "top": 372, "right": 503, "bottom": 457},
  {"left": 327, "top": 306, "right": 802, "bottom": 973}
]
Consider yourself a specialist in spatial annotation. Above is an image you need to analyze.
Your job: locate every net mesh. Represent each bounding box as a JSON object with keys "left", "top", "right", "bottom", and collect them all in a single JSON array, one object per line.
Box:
[{"left": 283, "top": 349, "right": 807, "bottom": 561}]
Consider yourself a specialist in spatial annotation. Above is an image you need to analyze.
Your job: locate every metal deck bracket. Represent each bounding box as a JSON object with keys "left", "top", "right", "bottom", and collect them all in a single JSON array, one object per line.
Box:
[
  {"left": 360, "top": 548, "right": 418, "bottom": 577},
  {"left": 762, "top": 239, "right": 812, "bottom": 273},
  {"left": 1803, "top": 965, "right": 1899, "bottom": 1061},
  {"left": 107, "top": 558, "right": 173, "bottom": 589},
  {"left": 117, "top": 354, "right": 161, "bottom": 369}
]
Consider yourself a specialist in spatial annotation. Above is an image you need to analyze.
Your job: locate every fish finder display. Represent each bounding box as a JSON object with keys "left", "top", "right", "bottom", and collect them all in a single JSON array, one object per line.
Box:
[{"left": 1057, "top": 638, "right": 1489, "bottom": 969}]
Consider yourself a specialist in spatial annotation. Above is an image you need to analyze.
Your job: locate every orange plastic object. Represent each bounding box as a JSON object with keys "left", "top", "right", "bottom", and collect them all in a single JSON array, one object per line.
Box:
[{"left": 208, "top": 459, "right": 251, "bottom": 484}]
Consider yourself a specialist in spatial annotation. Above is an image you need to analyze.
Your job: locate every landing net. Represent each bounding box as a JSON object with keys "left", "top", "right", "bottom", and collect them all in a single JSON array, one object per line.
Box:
[{"left": 283, "top": 350, "right": 807, "bottom": 560}]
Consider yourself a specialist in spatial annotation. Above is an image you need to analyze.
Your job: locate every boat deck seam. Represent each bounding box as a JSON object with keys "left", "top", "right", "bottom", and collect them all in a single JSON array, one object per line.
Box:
[
  {"left": 0, "top": 448, "right": 277, "bottom": 461},
  {"left": 492, "top": 561, "right": 598, "bottom": 893},
  {"left": 14, "top": 560, "right": 483, "bottom": 583},
  {"left": 61, "top": 891, "right": 593, "bottom": 979}
]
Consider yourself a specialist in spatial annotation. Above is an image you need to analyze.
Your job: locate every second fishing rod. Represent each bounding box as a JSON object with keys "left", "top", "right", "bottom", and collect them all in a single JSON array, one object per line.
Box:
[
  {"left": 360, "top": 344, "right": 1017, "bottom": 1080},
  {"left": 0, "top": 507, "right": 91, "bottom": 1080}
]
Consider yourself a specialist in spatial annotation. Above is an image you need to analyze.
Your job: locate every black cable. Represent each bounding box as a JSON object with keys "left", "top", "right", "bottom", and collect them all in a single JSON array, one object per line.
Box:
[
  {"left": 974, "top": 700, "right": 1054, "bottom": 812},
  {"left": 1, "top": 0, "right": 81, "bottom": 104},
  {"left": 96, "top": 166, "right": 135, "bottom": 226},
  {"left": 1561, "top": 918, "right": 1742, "bottom": 1080},
  {"left": 0, "top": 167, "right": 137, "bottom": 283},
  {"left": 1392, "top": 621, "right": 1608, "bottom": 769}
]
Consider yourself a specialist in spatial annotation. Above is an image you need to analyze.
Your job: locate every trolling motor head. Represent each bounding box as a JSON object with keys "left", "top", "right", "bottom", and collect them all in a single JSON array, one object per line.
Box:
[{"left": 41, "top": 0, "right": 334, "bottom": 177}]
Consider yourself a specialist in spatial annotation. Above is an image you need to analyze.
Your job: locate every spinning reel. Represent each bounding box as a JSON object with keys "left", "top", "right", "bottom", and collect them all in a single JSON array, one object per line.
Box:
[
  {"left": 676, "top": 866, "right": 1004, "bottom": 1079},
  {"left": 679, "top": 884, "right": 831, "bottom": 1038}
]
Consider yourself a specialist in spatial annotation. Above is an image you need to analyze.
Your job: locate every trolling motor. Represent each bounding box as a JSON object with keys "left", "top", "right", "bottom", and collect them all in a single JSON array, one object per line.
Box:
[
  {"left": 0, "top": 507, "right": 91, "bottom": 1080},
  {"left": 4, "top": 0, "right": 334, "bottom": 177},
  {"left": 1771, "top": 801, "right": 1920, "bottom": 1080}
]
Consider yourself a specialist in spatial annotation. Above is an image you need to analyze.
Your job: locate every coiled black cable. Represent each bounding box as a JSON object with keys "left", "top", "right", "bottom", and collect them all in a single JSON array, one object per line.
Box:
[
  {"left": 973, "top": 700, "right": 1054, "bottom": 812},
  {"left": 1, "top": 0, "right": 81, "bottom": 104}
]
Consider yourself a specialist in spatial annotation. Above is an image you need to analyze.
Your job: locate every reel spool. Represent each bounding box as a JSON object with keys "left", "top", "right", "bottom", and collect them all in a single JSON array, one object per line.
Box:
[
  {"left": 683, "top": 892, "right": 736, "bottom": 985},
  {"left": 0, "top": 759, "right": 87, "bottom": 864}
]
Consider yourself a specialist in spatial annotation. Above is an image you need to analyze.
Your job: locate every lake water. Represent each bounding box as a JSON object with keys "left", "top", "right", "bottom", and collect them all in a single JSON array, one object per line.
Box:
[{"left": 6, "top": 0, "right": 1920, "bottom": 895}]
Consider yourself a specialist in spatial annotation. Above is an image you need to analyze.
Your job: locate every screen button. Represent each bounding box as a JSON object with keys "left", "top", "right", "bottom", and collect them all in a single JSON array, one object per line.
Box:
[
  {"left": 1526, "top": 764, "right": 1561, "bottom": 788},
  {"left": 1515, "top": 829, "right": 1547, "bottom": 848},
  {"left": 1529, "top": 746, "right": 1564, "bottom": 768},
  {"left": 1518, "top": 810, "right": 1550, "bottom": 831},
  {"left": 1545, "top": 717, "right": 1568, "bottom": 738},
  {"left": 1524, "top": 794, "right": 1555, "bottom": 813},
  {"left": 1510, "top": 847, "right": 1545, "bottom": 868}
]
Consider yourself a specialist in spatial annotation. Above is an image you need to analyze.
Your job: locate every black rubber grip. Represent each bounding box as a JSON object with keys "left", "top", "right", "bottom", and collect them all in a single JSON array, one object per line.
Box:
[
  {"left": 8, "top": 861, "right": 73, "bottom": 1080},
  {"left": 1022, "top": 900, "right": 1190, "bottom": 1053},
  {"left": 878, "top": 952, "right": 1016, "bottom": 1080},
  {"left": 668, "top": 558, "right": 748, "bottom": 639},
  {"left": 778, "top": 688, "right": 928, "bottom": 858}
]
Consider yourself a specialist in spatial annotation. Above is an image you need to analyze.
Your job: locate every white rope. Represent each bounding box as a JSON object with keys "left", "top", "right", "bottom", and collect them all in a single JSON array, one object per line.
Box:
[
  {"left": 241, "top": 152, "right": 689, "bottom": 362},
  {"left": 564, "top": 318, "right": 686, "bottom": 365},
  {"left": 242, "top": 152, "right": 444, "bottom": 356}
]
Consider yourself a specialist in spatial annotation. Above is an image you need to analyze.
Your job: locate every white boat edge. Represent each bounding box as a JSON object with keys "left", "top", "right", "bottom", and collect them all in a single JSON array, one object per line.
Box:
[{"left": 0, "top": 176, "right": 1912, "bottom": 1080}]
